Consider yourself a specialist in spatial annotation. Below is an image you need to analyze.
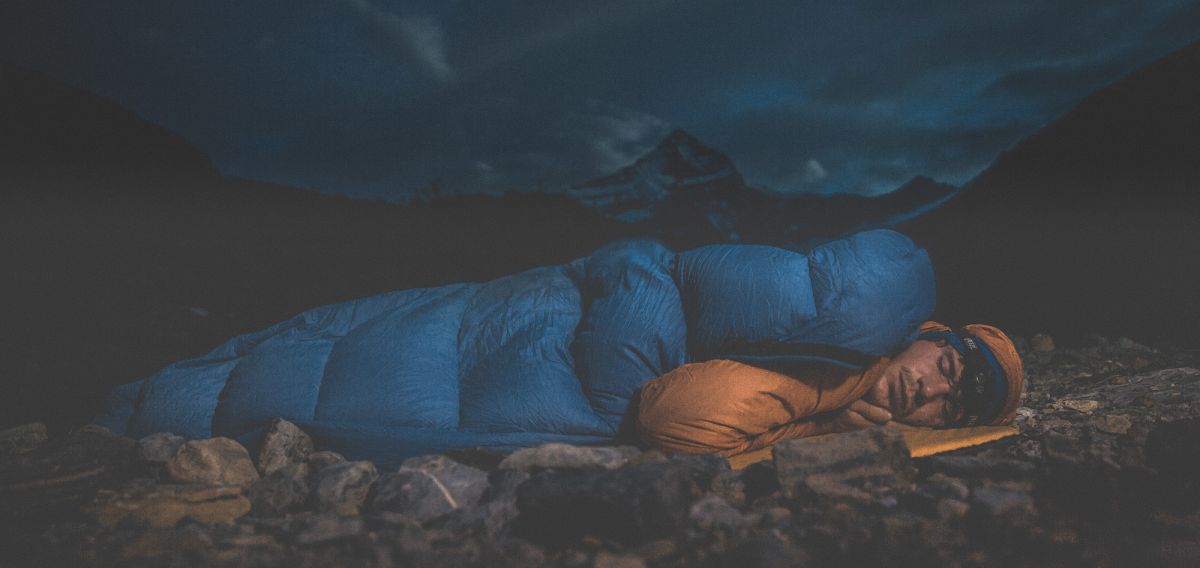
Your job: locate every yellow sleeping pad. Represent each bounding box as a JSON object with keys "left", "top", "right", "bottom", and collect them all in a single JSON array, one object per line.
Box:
[{"left": 726, "top": 425, "right": 1019, "bottom": 470}]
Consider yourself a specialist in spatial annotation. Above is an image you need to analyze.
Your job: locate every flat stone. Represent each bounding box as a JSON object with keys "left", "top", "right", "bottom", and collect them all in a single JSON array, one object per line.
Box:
[
  {"left": 312, "top": 460, "right": 378, "bottom": 515},
  {"left": 137, "top": 432, "right": 185, "bottom": 463},
  {"left": 90, "top": 484, "right": 251, "bottom": 528},
  {"left": 498, "top": 443, "right": 639, "bottom": 472},
  {"left": 166, "top": 437, "right": 260, "bottom": 487},
  {"left": 773, "top": 427, "right": 915, "bottom": 503},
  {"left": 0, "top": 422, "right": 48, "bottom": 456},
  {"left": 254, "top": 419, "right": 314, "bottom": 476},
  {"left": 367, "top": 455, "right": 488, "bottom": 522},
  {"left": 1060, "top": 399, "right": 1101, "bottom": 413}
]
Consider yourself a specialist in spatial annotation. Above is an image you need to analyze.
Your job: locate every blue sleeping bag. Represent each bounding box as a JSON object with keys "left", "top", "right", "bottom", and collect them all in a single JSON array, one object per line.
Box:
[{"left": 95, "top": 229, "right": 934, "bottom": 466}]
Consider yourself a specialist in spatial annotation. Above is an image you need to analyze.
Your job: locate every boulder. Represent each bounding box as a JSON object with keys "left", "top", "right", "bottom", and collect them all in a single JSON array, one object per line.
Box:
[
  {"left": 165, "top": 437, "right": 259, "bottom": 487},
  {"left": 246, "top": 463, "right": 311, "bottom": 517},
  {"left": 773, "top": 427, "right": 915, "bottom": 504},
  {"left": 136, "top": 432, "right": 186, "bottom": 464},
  {"left": 514, "top": 454, "right": 727, "bottom": 545},
  {"left": 367, "top": 455, "right": 488, "bottom": 522},
  {"left": 312, "top": 460, "right": 378, "bottom": 515},
  {"left": 254, "top": 419, "right": 314, "bottom": 476},
  {"left": 441, "top": 468, "right": 529, "bottom": 535}
]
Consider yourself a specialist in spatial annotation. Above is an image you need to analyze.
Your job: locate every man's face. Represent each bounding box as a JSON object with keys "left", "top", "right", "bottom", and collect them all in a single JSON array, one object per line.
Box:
[{"left": 864, "top": 339, "right": 966, "bottom": 427}]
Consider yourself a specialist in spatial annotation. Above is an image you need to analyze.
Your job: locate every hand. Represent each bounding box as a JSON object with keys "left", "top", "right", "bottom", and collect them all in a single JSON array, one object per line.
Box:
[{"left": 825, "top": 399, "right": 893, "bottom": 433}]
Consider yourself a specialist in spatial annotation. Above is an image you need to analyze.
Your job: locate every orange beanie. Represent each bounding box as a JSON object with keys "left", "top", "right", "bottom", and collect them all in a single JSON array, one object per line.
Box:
[{"left": 919, "top": 321, "right": 1025, "bottom": 425}]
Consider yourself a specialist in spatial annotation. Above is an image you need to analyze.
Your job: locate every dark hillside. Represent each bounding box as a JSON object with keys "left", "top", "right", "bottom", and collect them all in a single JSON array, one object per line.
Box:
[
  {"left": 901, "top": 40, "right": 1200, "bottom": 342},
  {"left": 0, "top": 64, "right": 635, "bottom": 431}
]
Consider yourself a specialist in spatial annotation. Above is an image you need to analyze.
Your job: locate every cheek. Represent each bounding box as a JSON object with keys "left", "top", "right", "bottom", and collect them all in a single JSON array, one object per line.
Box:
[{"left": 903, "top": 401, "right": 946, "bottom": 427}]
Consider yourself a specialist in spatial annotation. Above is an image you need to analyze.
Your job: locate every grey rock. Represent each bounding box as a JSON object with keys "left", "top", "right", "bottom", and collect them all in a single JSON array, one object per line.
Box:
[
  {"left": 312, "top": 460, "right": 378, "bottom": 515},
  {"left": 295, "top": 513, "right": 365, "bottom": 545},
  {"left": 498, "top": 443, "right": 639, "bottom": 472},
  {"left": 0, "top": 422, "right": 48, "bottom": 456},
  {"left": 137, "top": 432, "right": 185, "bottom": 464},
  {"left": 907, "top": 473, "right": 972, "bottom": 517},
  {"left": 165, "top": 437, "right": 260, "bottom": 487},
  {"left": 367, "top": 455, "right": 488, "bottom": 522},
  {"left": 247, "top": 464, "right": 311, "bottom": 517},
  {"left": 514, "top": 454, "right": 727, "bottom": 544},
  {"left": 937, "top": 498, "right": 971, "bottom": 520},
  {"left": 306, "top": 450, "right": 345, "bottom": 470},
  {"left": 970, "top": 486, "right": 1036, "bottom": 517},
  {"left": 254, "top": 419, "right": 314, "bottom": 476},
  {"left": 773, "top": 426, "right": 914, "bottom": 503},
  {"left": 926, "top": 474, "right": 970, "bottom": 501},
  {"left": 442, "top": 468, "right": 530, "bottom": 535},
  {"left": 688, "top": 494, "right": 750, "bottom": 531}
]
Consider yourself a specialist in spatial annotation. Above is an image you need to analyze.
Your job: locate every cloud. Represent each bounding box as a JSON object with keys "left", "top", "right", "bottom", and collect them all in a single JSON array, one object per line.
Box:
[
  {"left": 471, "top": 160, "right": 503, "bottom": 185},
  {"left": 802, "top": 159, "right": 827, "bottom": 182},
  {"left": 343, "top": 0, "right": 456, "bottom": 83},
  {"left": 563, "top": 100, "right": 672, "bottom": 174}
]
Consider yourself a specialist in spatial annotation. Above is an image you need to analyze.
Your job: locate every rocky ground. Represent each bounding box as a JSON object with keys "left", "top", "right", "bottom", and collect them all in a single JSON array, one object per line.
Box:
[{"left": 2, "top": 334, "right": 1199, "bottom": 567}]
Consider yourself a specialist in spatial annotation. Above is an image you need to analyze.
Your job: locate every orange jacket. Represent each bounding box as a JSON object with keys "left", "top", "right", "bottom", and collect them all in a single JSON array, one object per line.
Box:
[{"left": 636, "top": 358, "right": 888, "bottom": 456}]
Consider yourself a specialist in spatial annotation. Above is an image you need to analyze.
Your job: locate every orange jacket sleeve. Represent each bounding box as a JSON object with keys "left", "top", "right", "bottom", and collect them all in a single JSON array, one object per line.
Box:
[{"left": 636, "top": 358, "right": 887, "bottom": 456}]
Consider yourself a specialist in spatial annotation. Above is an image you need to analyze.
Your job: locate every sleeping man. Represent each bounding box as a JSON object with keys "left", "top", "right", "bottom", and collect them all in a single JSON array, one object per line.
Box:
[
  {"left": 95, "top": 229, "right": 1023, "bottom": 467},
  {"left": 636, "top": 321, "right": 1024, "bottom": 456}
]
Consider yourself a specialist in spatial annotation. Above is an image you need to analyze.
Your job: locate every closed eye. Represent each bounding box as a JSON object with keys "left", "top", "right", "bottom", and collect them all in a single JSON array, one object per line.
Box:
[{"left": 945, "top": 349, "right": 960, "bottom": 385}]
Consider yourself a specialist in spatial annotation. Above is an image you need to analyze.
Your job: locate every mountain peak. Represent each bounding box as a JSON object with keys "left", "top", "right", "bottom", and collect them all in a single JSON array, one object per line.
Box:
[
  {"left": 567, "top": 129, "right": 746, "bottom": 227},
  {"left": 648, "top": 128, "right": 733, "bottom": 180},
  {"left": 657, "top": 127, "right": 700, "bottom": 149}
]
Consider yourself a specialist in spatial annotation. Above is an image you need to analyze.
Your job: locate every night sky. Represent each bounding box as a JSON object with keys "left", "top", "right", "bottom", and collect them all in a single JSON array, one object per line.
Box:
[{"left": 4, "top": 1, "right": 1199, "bottom": 200}]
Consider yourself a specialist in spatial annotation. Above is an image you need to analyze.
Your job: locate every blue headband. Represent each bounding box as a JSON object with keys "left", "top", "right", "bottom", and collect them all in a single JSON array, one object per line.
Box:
[{"left": 916, "top": 328, "right": 1008, "bottom": 426}]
